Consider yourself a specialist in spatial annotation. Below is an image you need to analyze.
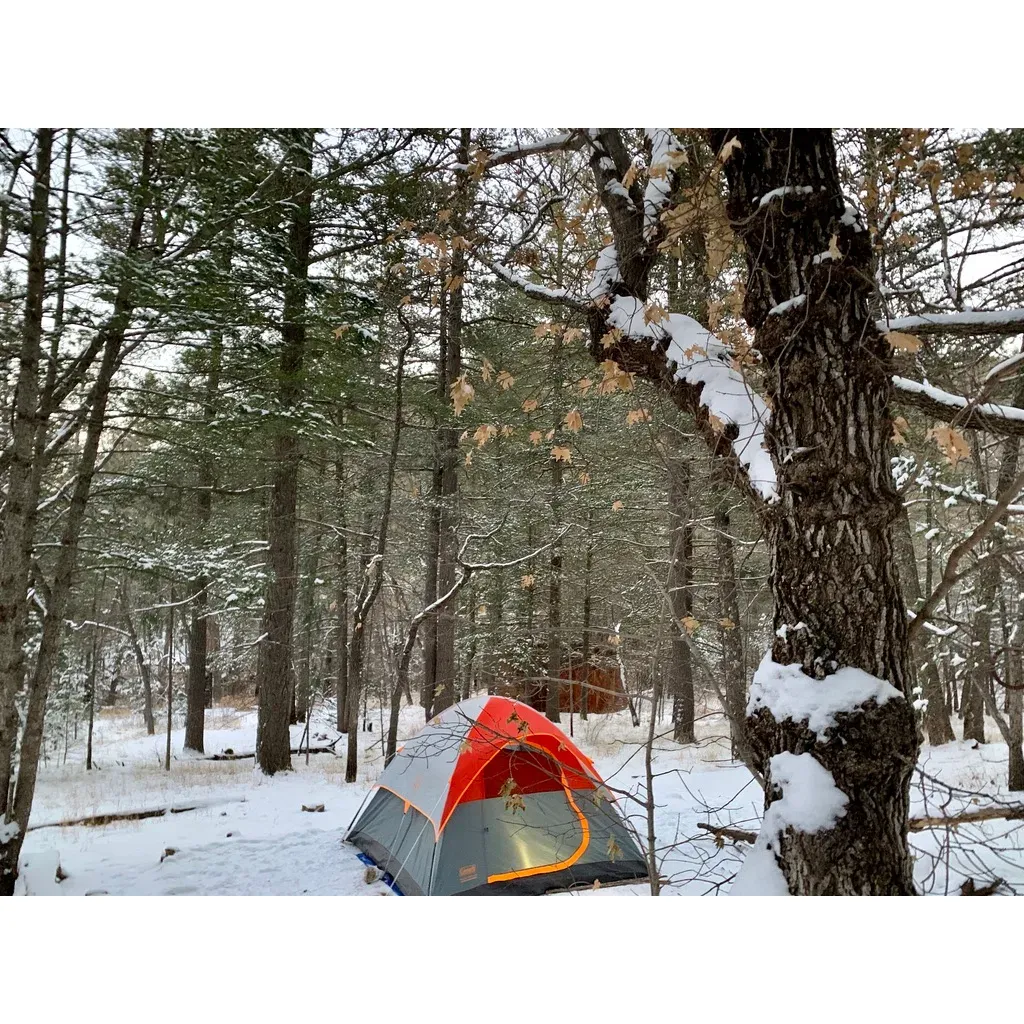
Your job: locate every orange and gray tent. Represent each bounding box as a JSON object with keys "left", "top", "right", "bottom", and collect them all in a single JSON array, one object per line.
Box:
[{"left": 346, "top": 695, "right": 648, "bottom": 895}]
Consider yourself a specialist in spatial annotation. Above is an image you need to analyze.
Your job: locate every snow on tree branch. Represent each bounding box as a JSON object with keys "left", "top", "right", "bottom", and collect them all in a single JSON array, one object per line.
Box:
[
  {"left": 643, "top": 129, "right": 684, "bottom": 240},
  {"left": 893, "top": 375, "right": 1024, "bottom": 437},
  {"left": 489, "top": 261, "right": 589, "bottom": 311},
  {"left": 607, "top": 298, "right": 777, "bottom": 501},
  {"left": 453, "top": 132, "right": 583, "bottom": 173},
  {"left": 878, "top": 309, "right": 1024, "bottom": 338}
]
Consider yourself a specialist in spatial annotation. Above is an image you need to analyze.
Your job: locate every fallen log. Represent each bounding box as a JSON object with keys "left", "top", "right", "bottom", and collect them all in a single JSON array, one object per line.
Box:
[
  {"left": 204, "top": 746, "right": 336, "bottom": 761},
  {"left": 908, "top": 805, "right": 1024, "bottom": 831},
  {"left": 696, "top": 804, "right": 1024, "bottom": 846},
  {"left": 28, "top": 803, "right": 202, "bottom": 831}
]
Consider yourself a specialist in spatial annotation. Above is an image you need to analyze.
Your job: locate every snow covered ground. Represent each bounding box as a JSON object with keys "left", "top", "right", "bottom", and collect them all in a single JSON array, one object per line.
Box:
[{"left": 16, "top": 701, "right": 1024, "bottom": 895}]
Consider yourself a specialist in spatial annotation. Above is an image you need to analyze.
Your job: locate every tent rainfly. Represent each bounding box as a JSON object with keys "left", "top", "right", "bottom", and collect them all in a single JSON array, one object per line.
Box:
[{"left": 346, "top": 695, "right": 649, "bottom": 895}]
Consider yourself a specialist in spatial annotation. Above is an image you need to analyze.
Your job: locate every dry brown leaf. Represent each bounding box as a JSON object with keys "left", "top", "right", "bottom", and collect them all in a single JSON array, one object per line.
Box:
[
  {"left": 886, "top": 330, "right": 922, "bottom": 353},
  {"left": 480, "top": 358, "right": 493, "bottom": 383},
  {"left": 522, "top": 398, "right": 539, "bottom": 413},
  {"left": 496, "top": 369, "right": 515, "bottom": 390},
  {"left": 680, "top": 614, "right": 699, "bottom": 635},
  {"left": 551, "top": 446, "right": 572, "bottom": 464},
  {"left": 600, "top": 327, "right": 623, "bottom": 350},
  {"left": 450, "top": 374, "right": 475, "bottom": 416},
  {"left": 718, "top": 137, "right": 742, "bottom": 163},
  {"left": 892, "top": 415, "right": 909, "bottom": 446},
  {"left": 520, "top": 574, "right": 535, "bottom": 590},
  {"left": 644, "top": 303, "right": 669, "bottom": 325},
  {"left": 928, "top": 424, "right": 971, "bottom": 467},
  {"left": 564, "top": 409, "right": 583, "bottom": 433},
  {"left": 611, "top": 500, "right": 624, "bottom": 511},
  {"left": 473, "top": 424, "right": 497, "bottom": 447}
]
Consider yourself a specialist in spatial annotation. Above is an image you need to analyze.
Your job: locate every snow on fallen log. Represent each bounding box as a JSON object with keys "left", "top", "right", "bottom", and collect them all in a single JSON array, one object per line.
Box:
[
  {"left": 27, "top": 796, "right": 244, "bottom": 831},
  {"left": 203, "top": 745, "right": 336, "bottom": 761}
]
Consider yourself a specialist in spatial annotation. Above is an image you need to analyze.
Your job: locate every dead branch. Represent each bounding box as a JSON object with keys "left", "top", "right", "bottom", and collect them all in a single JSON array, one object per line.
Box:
[
  {"left": 908, "top": 466, "right": 1024, "bottom": 640},
  {"left": 696, "top": 822, "right": 759, "bottom": 845}
]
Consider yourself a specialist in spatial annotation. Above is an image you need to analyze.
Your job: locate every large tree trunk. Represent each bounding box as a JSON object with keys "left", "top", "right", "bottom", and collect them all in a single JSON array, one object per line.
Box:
[
  {"left": 712, "top": 128, "right": 920, "bottom": 895},
  {"left": 667, "top": 455, "right": 695, "bottom": 743},
  {"left": 254, "top": 130, "right": 315, "bottom": 775}
]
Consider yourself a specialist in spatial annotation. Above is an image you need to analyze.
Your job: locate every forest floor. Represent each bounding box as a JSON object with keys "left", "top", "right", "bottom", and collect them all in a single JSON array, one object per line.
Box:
[{"left": 16, "top": 700, "right": 1024, "bottom": 895}]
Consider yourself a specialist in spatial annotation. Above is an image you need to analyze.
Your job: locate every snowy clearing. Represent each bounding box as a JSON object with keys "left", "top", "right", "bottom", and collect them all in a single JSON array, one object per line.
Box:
[{"left": 17, "top": 701, "right": 1024, "bottom": 896}]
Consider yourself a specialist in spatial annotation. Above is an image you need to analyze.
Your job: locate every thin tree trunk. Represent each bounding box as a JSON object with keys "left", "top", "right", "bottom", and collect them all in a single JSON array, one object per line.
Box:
[
  {"left": 254, "top": 130, "right": 315, "bottom": 775},
  {"left": 164, "top": 588, "right": 174, "bottom": 772},
  {"left": 894, "top": 503, "right": 955, "bottom": 744},
  {"left": 1, "top": 129, "right": 154, "bottom": 895},
  {"left": 0, "top": 129, "right": 53, "bottom": 818},
  {"left": 714, "top": 497, "right": 747, "bottom": 759},
  {"left": 185, "top": 318, "right": 223, "bottom": 753},
  {"left": 120, "top": 581, "right": 155, "bottom": 735},
  {"left": 1010, "top": 598, "right": 1024, "bottom": 791},
  {"left": 580, "top": 518, "right": 593, "bottom": 722},
  {"left": 346, "top": 327, "right": 412, "bottom": 782},
  {"left": 334, "top": 450, "right": 349, "bottom": 731},
  {"left": 668, "top": 456, "right": 695, "bottom": 743}
]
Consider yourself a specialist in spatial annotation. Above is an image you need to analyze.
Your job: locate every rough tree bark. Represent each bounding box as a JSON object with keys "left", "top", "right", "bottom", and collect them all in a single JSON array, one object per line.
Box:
[
  {"left": 254, "top": 130, "right": 315, "bottom": 775},
  {"left": 710, "top": 128, "right": 919, "bottom": 894}
]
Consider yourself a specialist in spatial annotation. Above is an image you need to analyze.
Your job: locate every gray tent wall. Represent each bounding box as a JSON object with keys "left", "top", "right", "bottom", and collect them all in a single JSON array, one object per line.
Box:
[{"left": 348, "top": 783, "right": 648, "bottom": 895}]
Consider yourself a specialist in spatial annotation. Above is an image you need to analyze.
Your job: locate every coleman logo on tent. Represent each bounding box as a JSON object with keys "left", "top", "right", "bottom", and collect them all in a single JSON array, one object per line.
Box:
[{"left": 345, "top": 695, "right": 649, "bottom": 895}]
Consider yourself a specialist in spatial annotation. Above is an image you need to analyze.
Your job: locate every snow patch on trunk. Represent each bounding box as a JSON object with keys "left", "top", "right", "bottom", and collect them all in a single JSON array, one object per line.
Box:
[
  {"left": 731, "top": 752, "right": 849, "bottom": 896},
  {"left": 747, "top": 651, "right": 903, "bottom": 736}
]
